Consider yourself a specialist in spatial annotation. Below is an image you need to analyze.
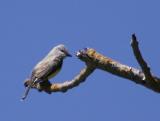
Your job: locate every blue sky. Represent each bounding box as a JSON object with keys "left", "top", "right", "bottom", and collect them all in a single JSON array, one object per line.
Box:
[{"left": 1, "top": 0, "right": 160, "bottom": 121}]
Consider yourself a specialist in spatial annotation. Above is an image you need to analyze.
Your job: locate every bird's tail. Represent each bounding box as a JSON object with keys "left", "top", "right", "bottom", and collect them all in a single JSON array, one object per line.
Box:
[
  {"left": 21, "top": 85, "right": 31, "bottom": 101},
  {"left": 21, "top": 78, "right": 38, "bottom": 101}
]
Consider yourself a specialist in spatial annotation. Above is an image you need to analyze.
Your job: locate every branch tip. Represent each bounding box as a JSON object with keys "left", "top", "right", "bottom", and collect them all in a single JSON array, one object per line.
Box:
[{"left": 131, "top": 33, "right": 138, "bottom": 46}]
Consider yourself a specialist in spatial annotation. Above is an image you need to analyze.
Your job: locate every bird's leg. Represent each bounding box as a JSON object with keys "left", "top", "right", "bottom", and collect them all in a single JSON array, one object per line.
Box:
[{"left": 39, "top": 80, "right": 52, "bottom": 94}]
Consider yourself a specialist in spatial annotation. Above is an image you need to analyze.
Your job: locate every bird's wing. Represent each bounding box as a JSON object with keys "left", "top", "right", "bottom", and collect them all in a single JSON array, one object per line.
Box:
[{"left": 31, "top": 59, "right": 62, "bottom": 80}]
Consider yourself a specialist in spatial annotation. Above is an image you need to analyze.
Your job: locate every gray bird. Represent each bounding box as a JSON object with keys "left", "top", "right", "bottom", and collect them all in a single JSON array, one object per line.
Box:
[{"left": 21, "top": 44, "right": 71, "bottom": 101}]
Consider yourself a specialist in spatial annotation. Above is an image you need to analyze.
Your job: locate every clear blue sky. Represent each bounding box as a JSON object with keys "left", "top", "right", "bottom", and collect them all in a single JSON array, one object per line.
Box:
[{"left": 1, "top": 0, "right": 160, "bottom": 121}]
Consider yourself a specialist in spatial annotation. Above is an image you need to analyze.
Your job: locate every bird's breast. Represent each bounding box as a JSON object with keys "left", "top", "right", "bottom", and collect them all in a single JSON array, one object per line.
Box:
[{"left": 47, "top": 66, "right": 61, "bottom": 80}]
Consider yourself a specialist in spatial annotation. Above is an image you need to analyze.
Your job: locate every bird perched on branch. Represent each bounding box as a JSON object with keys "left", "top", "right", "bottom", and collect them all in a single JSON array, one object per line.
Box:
[{"left": 21, "top": 44, "right": 72, "bottom": 101}]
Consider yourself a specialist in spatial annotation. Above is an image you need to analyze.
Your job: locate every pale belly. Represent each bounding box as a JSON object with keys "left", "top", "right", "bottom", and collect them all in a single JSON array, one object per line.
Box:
[{"left": 47, "top": 67, "right": 61, "bottom": 80}]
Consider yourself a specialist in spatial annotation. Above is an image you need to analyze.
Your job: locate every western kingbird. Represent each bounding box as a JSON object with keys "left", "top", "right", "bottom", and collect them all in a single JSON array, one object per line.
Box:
[{"left": 21, "top": 44, "right": 71, "bottom": 101}]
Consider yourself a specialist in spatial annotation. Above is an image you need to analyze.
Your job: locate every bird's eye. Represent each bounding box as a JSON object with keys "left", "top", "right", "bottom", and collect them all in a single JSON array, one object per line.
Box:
[
  {"left": 60, "top": 49, "right": 67, "bottom": 54},
  {"left": 61, "top": 49, "right": 65, "bottom": 53}
]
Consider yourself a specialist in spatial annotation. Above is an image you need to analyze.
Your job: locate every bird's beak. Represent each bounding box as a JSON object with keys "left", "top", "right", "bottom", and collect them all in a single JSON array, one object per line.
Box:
[{"left": 67, "top": 52, "right": 72, "bottom": 57}]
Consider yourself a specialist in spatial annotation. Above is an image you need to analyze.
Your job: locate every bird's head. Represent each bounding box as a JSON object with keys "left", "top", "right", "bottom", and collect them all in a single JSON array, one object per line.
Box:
[{"left": 55, "top": 44, "right": 72, "bottom": 58}]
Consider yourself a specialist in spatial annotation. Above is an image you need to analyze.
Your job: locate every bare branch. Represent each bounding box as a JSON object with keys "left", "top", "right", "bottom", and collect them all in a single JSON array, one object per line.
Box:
[
  {"left": 47, "top": 65, "right": 95, "bottom": 92},
  {"left": 76, "top": 47, "right": 160, "bottom": 92}
]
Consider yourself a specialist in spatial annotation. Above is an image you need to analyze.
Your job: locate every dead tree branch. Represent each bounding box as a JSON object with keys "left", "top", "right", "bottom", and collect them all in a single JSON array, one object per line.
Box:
[{"left": 24, "top": 34, "right": 160, "bottom": 93}]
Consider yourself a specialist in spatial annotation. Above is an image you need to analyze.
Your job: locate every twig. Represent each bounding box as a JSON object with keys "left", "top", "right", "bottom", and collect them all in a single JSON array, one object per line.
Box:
[
  {"left": 131, "top": 34, "right": 154, "bottom": 81},
  {"left": 130, "top": 34, "right": 159, "bottom": 89}
]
